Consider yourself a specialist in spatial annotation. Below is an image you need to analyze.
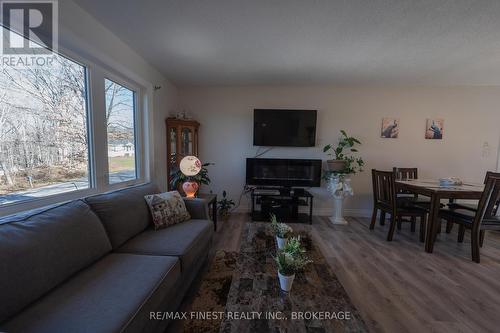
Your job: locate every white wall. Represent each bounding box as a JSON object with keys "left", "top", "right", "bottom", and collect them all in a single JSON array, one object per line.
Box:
[
  {"left": 60, "top": 0, "right": 178, "bottom": 191},
  {"left": 179, "top": 85, "right": 500, "bottom": 216}
]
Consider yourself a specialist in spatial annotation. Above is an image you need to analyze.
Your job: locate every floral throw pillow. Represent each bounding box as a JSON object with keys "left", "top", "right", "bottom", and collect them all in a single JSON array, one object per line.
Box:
[{"left": 144, "top": 191, "right": 191, "bottom": 230}]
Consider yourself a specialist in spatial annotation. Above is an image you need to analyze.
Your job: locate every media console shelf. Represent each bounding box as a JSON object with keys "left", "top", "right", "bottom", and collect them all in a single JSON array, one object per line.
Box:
[{"left": 250, "top": 188, "right": 314, "bottom": 224}]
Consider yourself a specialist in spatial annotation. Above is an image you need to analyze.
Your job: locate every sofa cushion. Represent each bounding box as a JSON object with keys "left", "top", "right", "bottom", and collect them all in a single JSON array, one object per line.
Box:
[
  {"left": 144, "top": 191, "right": 191, "bottom": 229},
  {"left": 0, "top": 200, "right": 111, "bottom": 323},
  {"left": 85, "top": 183, "right": 160, "bottom": 248},
  {"left": 117, "top": 219, "right": 213, "bottom": 271},
  {"left": 1, "top": 253, "right": 181, "bottom": 333}
]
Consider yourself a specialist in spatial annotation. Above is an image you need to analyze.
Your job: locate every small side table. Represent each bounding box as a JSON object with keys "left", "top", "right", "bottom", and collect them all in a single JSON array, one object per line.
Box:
[{"left": 197, "top": 193, "right": 217, "bottom": 231}]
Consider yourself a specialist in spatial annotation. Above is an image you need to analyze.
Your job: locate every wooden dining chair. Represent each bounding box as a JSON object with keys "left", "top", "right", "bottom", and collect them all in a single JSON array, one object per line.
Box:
[
  {"left": 370, "top": 169, "right": 427, "bottom": 242},
  {"left": 393, "top": 167, "right": 433, "bottom": 231},
  {"left": 447, "top": 171, "right": 495, "bottom": 212},
  {"left": 439, "top": 172, "right": 500, "bottom": 263},
  {"left": 393, "top": 166, "right": 454, "bottom": 235}
]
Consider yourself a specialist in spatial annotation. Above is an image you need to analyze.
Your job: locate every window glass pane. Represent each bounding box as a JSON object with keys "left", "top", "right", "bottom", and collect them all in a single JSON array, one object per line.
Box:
[
  {"left": 0, "top": 28, "right": 90, "bottom": 206},
  {"left": 105, "top": 79, "right": 137, "bottom": 184}
]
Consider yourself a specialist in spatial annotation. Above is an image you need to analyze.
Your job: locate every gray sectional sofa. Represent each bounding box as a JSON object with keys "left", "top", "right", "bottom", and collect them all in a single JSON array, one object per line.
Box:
[{"left": 0, "top": 183, "right": 214, "bottom": 333}]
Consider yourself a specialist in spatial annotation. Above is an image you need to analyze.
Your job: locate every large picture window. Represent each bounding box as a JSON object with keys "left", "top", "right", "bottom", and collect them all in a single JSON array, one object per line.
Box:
[
  {"left": 0, "top": 50, "right": 90, "bottom": 205},
  {"left": 105, "top": 79, "right": 138, "bottom": 184},
  {"left": 0, "top": 26, "right": 147, "bottom": 213}
]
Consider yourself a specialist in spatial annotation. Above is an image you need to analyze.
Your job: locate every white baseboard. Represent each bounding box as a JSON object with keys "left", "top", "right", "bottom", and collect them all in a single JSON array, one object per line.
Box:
[
  {"left": 314, "top": 207, "right": 372, "bottom": 218},
  {"left": 232, "top": 206, "right": 372, "bottom": 218}
]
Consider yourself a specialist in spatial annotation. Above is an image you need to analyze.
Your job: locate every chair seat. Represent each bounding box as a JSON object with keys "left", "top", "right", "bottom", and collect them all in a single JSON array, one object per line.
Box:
[
  {"left": 440, "top": 208, "right": 475, "bottom": 223},
  {"left": 397, "top": 204, "right": 427, "bottom": 216},
  {"left": 483, "top": 216, "right": 500, "bottom": 226},
  {"left": 447, "top": 202, "right": 478, "bottom": 212},
  {"left": 441, "top": 208, "right": 500, "bottom": 227},
  {"left": 397, "top": 196, "right": 430, "bottom": 209},
  {"left": 397, "top": 195, "right": 428, "bottom": 202}
]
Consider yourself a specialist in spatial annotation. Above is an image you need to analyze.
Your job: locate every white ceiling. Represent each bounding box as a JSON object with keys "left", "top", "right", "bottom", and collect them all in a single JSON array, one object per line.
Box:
[{"left": 74, "top": 0, "right": 500, "bottom": 86}]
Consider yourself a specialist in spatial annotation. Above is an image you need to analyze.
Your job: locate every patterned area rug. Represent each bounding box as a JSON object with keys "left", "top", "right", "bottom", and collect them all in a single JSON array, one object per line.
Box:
[
  {"left": 183, "top": 223, "right": 367, "bottom": 333},
  {"left": 182, "top": 250, "right": 238, "bottom": 333}
]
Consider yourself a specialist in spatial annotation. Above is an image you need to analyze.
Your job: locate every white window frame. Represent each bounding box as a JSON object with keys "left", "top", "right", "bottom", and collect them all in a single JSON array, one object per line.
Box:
[
  {"left": 102, "top": 72, "right": 145, "bottom": 190},
  {"left": 0, "top": 44, "right": 151, "bottom": 217}
]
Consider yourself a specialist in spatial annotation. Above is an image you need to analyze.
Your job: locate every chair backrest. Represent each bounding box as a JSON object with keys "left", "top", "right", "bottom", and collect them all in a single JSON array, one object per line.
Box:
[
  {"left": 483, "top": 171, "right": 495, "bottom": 184},
  {"left": 393, "top": 167, "right": 418, "bottom": 180},
  {"left": 372, "top": 169, "right": 397, "bottom": 211},
  {"left": 393, "top": 167, "right": 418, "bottom": 195},
  {"left": 475, "top": 172, "right": 500, "bottom": 227}
]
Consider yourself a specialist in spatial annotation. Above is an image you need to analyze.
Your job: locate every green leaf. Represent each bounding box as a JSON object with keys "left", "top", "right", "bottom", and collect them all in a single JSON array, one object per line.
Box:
[{"left": 323, "top": 144, "right": 331, "bottom": 152}]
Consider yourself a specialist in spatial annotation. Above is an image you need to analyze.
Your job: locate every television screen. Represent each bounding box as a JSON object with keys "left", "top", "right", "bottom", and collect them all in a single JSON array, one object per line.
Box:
[{"left": 253, "top": 109, "right": 317, "bottom": 147}]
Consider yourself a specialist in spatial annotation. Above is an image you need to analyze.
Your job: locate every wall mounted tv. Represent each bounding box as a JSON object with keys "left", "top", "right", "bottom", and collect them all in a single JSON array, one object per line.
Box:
[
  {"left": 246, "top": 158, "right": 322, "bottom": 187},
  {"left": 253, "top": 109, "right": 317, "bottom": 147}
]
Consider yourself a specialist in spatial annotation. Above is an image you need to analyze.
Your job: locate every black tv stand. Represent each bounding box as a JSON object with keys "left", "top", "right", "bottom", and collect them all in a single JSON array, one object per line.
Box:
[{"left": 250, "top": 187, "right": 314, "bottom": 224}]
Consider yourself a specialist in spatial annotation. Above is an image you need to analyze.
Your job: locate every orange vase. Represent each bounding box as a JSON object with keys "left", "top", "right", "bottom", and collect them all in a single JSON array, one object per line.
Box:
[{"left": 182, "top": 181, "right": 199, "bottom": 198}]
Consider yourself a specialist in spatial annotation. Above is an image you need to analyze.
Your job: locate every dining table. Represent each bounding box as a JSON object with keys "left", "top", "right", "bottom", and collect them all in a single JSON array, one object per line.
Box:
[{"left": 396, "top": 179, "right": 484, "bottom": 253}]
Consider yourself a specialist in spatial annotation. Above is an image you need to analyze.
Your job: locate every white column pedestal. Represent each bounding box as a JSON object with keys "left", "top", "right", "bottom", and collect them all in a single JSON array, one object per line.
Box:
[{"left": 329, "top": 195, "right": 348, "bottom": 225}]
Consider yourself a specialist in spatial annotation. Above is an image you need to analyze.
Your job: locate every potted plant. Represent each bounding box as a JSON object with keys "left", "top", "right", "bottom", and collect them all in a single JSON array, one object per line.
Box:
[
  {"left": 217, "top": 190, "right": 235, "bottom": 219},
  {"left": 270, "top": 214, "right": 293, "bottom": 249},
  {"left": 323, "top": 131, "right": 364, "bottom": 225},
  {"left": 274, "top": 237, "right": 312, "bottom": 292},
  {"left": 170, "top": 162, "right": 213, "bottom": 196},
  {"left": 323, "top": 130, "right": 364, "bottom": 174}
]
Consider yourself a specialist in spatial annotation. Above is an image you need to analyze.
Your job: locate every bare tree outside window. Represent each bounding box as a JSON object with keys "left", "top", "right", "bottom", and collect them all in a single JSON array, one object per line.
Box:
[
  {"left": 105, "top": 79, "right": 137, "bottom": 184},
  {"left": 0, "top": 28, "right": 89, "bottom": 205}
]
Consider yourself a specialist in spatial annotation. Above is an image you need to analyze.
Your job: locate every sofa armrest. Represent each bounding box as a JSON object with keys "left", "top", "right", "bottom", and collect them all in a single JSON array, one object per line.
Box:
[{"left": 183, "top": 198, "right": 210, "bottom": 220}]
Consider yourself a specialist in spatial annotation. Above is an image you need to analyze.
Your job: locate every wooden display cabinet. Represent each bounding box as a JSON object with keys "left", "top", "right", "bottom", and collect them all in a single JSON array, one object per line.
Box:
[{"left": 166, "top": 117, "right": 200, "bottom": 190}]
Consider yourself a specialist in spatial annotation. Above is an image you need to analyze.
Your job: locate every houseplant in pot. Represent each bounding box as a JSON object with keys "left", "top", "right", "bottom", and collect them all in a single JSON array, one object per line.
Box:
[
  {"left": 323, "top": 130, "right": 364, "bottom": 173},
  {"left": 274, "top": 237, "right": 312, "bottom": 292},
  {"left": 270, "top": 214, "right": 293, "bottom": 250},
  {"left": 217, "top": 190, "right": 235, "bottom": 220},
  {"left": 323, "top": 130, "right": 364, "bottom": 225}
]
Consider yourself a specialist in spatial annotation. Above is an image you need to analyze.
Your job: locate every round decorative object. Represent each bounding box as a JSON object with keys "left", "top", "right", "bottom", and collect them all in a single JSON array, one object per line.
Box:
[
  {"left": 180, "top": 156, "right": 202, "bottom": 176},
  {"left": 182, "top": 181, "right": 199, "bottom": 198}
]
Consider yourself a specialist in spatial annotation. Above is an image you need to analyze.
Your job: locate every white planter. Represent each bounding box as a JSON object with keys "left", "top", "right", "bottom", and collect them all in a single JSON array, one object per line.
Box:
[
  {"left": 278, "top": 272, "right": 295, "bottom": 292},
  {"left": 276, "top": 236, "right": 287, "bottom": 250},
  {"left": 327, "top": 159, "right": 347, "bottom": 172},
  {"left": 329, "top": 195, "right": 348, "bottom": 225}
]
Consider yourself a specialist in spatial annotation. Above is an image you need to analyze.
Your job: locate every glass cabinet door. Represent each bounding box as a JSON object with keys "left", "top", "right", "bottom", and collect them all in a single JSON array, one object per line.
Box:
[
  {"left": 181, "top": 127, "right": 193, "bottom": 156},
  {"left": 166, "top": 119, "right": 199, "bottom": 191},
  {"left": 169, "top": 127, "right": 177, "bottom": 179}
]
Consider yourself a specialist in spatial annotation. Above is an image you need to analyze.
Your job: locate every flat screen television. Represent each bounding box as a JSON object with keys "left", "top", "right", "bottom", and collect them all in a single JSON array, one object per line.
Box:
[
  {"left": 253, "top": 109, "right": 317, "bottom": 147},
  {"left": 246, "top": 158, "right": 322, "bottom": 187}
]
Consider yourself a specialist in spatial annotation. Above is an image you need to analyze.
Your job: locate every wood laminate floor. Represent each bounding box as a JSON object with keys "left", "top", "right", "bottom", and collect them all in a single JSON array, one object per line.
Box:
[{"left": 209, "top": 214, "right": 500, "bottom": 333}]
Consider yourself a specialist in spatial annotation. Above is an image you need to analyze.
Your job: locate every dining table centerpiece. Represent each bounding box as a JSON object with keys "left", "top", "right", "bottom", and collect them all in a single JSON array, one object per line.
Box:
[{"left": 323, "top": 130, "right": 364, "bottom": 225}]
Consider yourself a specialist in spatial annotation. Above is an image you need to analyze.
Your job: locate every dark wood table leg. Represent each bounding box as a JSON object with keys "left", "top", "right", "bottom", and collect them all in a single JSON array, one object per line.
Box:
[
  {"left": 212, "top": 196, "right": 217, "bottom": 231},
  {"left": 251, "top": 194, "right": 255, "bottom": 222},
  {"left": 425, "top": 193, "right": 441, "bottom": 253},
  {"left": 309, "top": 197, "right": 313, "bottom": 225}
]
